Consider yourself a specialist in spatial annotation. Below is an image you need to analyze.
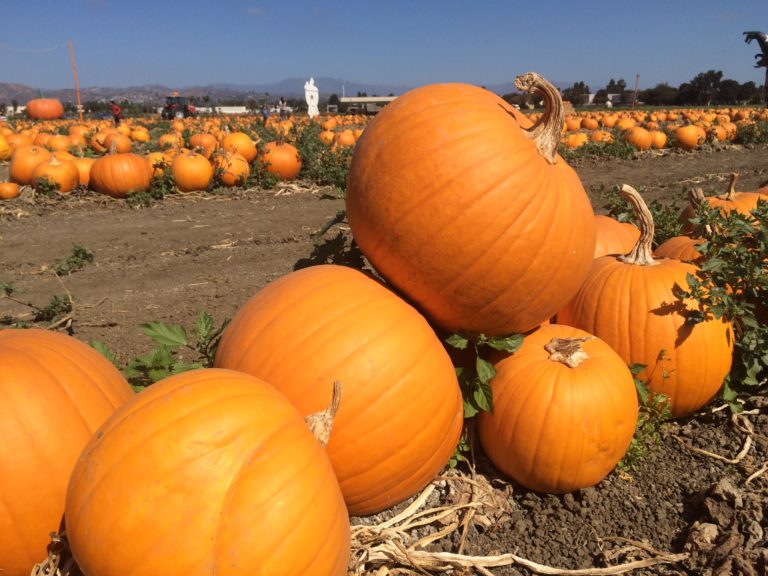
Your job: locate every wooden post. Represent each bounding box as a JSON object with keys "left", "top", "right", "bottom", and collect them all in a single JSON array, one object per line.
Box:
[{"left": 68, "top": 41, "right": 84, "bottom": 122}]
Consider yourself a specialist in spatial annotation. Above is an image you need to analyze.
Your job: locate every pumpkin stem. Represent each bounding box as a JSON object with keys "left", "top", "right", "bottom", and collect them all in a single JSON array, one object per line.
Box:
[
  {"left": 304, "top": 380, "right": 342, "bottom": 447},
  {"left": 688, "top": 188, "right": 713, "bottom": 237},
  {"left": 719, "top": 172, "right": 739, "bottom": 201},
  {"left": 514, "top": 72, "right": 564, "bottom": 165},
  {"left": 618, "top": 184, "right": 659, "bottom": 266},
  {"left": 544, "top": 337, "right": 593, "bottom": 368}
]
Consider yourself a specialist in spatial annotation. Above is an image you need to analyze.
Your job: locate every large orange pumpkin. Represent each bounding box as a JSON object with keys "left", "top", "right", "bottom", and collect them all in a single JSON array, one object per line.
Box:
[
  {"left": 89, "top": 151, "right": 152, "bottom": 198},
  {"left": 0, "top": 329, "right": 133, "bottom": 576},
  {"left": 25, "top": 98, "right": 64, "bottom": 120},
  {"left": 171, "top": 150, "right": 213, "bottom": 191},
  {"left": 477, "top": 323, "right": 638, "bottom": 493},
  {"left": 213, "top": 264, "right": 463, "bottom": 515},
  {"left": 345, "top": 72, "right": 596, "bottom": 335},
  {"left": 557, "top": 185, "right": 733, "bottom": 417},
  {"left": 9, "top": 145, "right": 52, "bottom": 185},
  {"left": 65, "top": 368, "right": 350, "bottom": 576},
  {"left": 31, "top": 156, "right": 80, "bottom": 193}
]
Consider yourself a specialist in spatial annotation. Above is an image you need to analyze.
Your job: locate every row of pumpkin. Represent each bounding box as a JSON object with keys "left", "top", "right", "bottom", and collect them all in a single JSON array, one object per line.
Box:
[{"left": 2, "top": 73, "right": 766, "bottom": 575}]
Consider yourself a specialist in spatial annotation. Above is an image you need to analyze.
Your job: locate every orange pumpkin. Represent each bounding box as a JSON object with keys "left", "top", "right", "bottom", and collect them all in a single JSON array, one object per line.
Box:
[
  {"left": 71, "top": 157, "right": 96, "bottom": 187},
  {"left": 346, "top": 72, "right": 596, "bottom": 335},
  {"left": 89, "top": 151, "right": 152, "bottom": 198},
  {"left": 213, "top": 150, "right": 250, "bottom": 187},
  {"left": 675, "top": 124, "right": 705, "bottom": 150},
  {"left": 65, "top": 368, "right": 350, "bottom": 576},
  {"left": 0, "top": 181, "right": 21, "bottom": 200},
  {"left": 557, "top": 185, "right": 733, "bottom": 417},
  {"left": 0, "top": 329, "right": 133, "bottom": 576},
  {"left": 171, "top": 150, "right": 213, "bottom": 192},
  {"left": 624, "top": 126, "right": 652, "bottom": 150},
  {"left": 221, "top": 131, "right": 258, "bottom": 162},
  {"left": 680, "top": 173, "right": 768, "bottom": 233},
  {"left": 213, "top": 264, "right": 463, "bottom": 515},
  {"left": 593, "top": 214, "right": 641, "bottom": 258},
  {"left": 25, "top": 98, "right": 64, "bottom": 120},
  {"left": 259, "top": 141, "right": 302, "bottom": 180},
  {"left": 32, "top": 156, "right": 80, "bottom": 193},
  {"left": 477, "top": 323, "right": 638, "bottom": 493},
  {"left": 9, "top": 145, "right": 52, "bottom": 185}
]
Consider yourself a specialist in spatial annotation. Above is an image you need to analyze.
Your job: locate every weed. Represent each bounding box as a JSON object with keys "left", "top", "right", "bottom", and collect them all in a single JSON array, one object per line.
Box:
[{"left": 52, "top": 244, "right": 94, "bottom": 275}]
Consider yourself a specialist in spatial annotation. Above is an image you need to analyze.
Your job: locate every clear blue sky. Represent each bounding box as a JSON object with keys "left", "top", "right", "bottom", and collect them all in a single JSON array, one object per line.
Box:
[{"left": 1, "top": 0, "right": 766, "bottom": 92}]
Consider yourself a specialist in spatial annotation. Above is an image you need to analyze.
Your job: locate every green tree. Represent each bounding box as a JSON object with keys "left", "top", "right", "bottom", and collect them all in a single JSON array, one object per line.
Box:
[
  {"left": 562, "top": 81, "right": 591, "bottom": 106},
  {"left": 678, "top": 70, "right": 723, "bottom": 105},
  {"left": 639, "top": 83, "right": 679, "bottom": 106}
]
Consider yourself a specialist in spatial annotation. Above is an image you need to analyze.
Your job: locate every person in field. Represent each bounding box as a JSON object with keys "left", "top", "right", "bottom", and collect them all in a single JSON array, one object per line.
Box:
[{"left": 109, "top": 99, "right": 123, "bottom": 126}]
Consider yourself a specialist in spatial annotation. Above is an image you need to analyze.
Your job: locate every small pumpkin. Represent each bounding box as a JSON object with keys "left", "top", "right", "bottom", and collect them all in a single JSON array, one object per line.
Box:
[
  {"left": 477, "top": 324, "right": 638, "bottom": 493},
  {"left": 9, "top": 145, "right": 53, "bottom": 185},
  {"left": 680, "top": 173, "right": 768, "bottom": 234},
  {"left": 32, "top": 156, "right": 80, "bottom": 193},
  {"left": 65, "top": 368, "right": 350, "bottom": 576},
  {"left": 221, "top": 131, "right": 258, "bottom": 162},
  {"left": 0, "top": 329, "right": 133, "bottom": 576},
  {"left": 213, "top": 150, "right": 250, "bottom": 187},
  {"left": 593, "top": 214, "right": 641, "bottom": 258},
  {"left": 259, "top": 141, "right": 302, "bottom": 180},
  {"left": 0, "top": 181, "right": 21, "bottom": 200}
]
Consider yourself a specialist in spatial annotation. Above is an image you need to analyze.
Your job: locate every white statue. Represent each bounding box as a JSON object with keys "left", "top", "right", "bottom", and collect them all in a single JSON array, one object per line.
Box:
[{"left": 305, "top": 77, "right": 320, "bottom": 119}]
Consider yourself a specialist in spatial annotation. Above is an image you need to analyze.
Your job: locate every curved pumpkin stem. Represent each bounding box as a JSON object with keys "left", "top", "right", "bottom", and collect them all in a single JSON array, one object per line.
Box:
[
  {"left": 719, "top": 172, "right": 739, "bottom": 201},
  {"left": 688, "top": 187, "right": 714, "bottom": 237},
  {"left": 618, "top": 184, "right": 659, "bottom": 266},
  {"left": 304, "top": 380, "right": 342, "bottom": 447},
  {"left": 514, "top": 72, "right": 564, "bottom": 165},
  {"left": 545, "top": 337, "right": 593, "bottom": 368}
]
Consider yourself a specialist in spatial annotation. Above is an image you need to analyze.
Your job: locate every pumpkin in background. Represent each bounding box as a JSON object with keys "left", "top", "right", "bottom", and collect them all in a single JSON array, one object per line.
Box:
[
  {"left": 102, "top": 132, "right": 133, "bottom": 154},
  {"left": 593, "top": 214, "right": 641, "bottom": 258},
  {"left": 679, "top": 173, "right": 768, "bottom": 234},
  {"left": 557, "top": 185, "right": 733, "bottom": 417},
  {"left": 654, "top": 235, "right": 704, "bottom": 263},
  {"left": 624, "top": 126, "right": 652, "bottom": 150},
  {"left": 171, "top": 150, "right": 213, "bottom": 192},
  {"left": 345, "top": 72, "right": 596, "bottom": 335},
  {"left": 188, "top": 132, "right": 218, "bottom": 158},
  {"left": 145, "top": 151, "right": 169, "bottom": 178},
  {"left": 32, "top": 156, "right": 80, "bottom": 193},
  {"left": 25, "top": 98, "right": 64, "bottom": 120},
  {"left": 71, "top": 156, "right": 96, "bottom": 187},
  {"left": 0, "top": 329, "right": 133, "bottom": 576},
  {"left": 675, "top": 124, "right": 705, "bottom": 150},
  {"left": 477, "top": 324, "right": 638, "bottom": 493},
  {"left": 213, "top": 150, "right": 250, "bottom": 186},
  {"left": 259, "top": 141, "right": 302, "bottom": 180},
  {"left": 89, "top": 151, "right": 152, "bottom": 198},
  {"left": 9, "top": 145, "right": 52, "bottom": 185},
  {"left": 214, "top": 264, "right": 463, "bottom": 516},
  {"left": 65, "top": 368, "right": 350, "bottom": 576},
  {"left": 0, "top": 181, "right": 21, "bottom": 200},
  {"left": 0, "top": 133, "right": 12, "bottom": 160}
]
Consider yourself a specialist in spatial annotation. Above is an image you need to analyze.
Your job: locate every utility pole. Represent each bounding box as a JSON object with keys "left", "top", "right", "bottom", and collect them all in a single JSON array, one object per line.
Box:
[
  {"left": 631, "top": 74, "right": 640, "bottom": 108},
  {"left": 68, "top": 40, "right": 84, "bottom": 122}
]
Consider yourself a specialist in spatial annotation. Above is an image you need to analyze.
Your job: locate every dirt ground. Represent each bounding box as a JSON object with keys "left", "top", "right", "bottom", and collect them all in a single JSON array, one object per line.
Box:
[{"left": 1, "top": 143, "right": 767, "bottom": 575}]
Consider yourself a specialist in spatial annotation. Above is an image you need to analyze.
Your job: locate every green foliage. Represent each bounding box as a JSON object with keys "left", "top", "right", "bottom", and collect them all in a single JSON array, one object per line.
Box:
[
  {"left": 126, "top": 166, "right": 175, "bottom": 207},
  {"left": 620, "top": 362, "right": 672, "bottom": 471},
  {"left": 596, "top": 184, "right": 683, "bottom": 246},
  {"left": 0, "top": 281, "right": 72, "bottom": 325},
  {"left": 93, "top": 312, "right": 230, "bottom": 390},
  {"left": 448, "top": 431, "right": 471, "bottom": 469},
  {"left": 246, "top": 160, "right": 280, "bottom": 189},
  {"left": 52, "top": 244, "right": 94, "bottom": 275},
  {"left": 33, "top": 177, "right": 59, "bottom": 197},
  {"left": 678, "top": 199, "right": 768, "bottom": 397},
  {"left": 293, "top": 122, "right": 353, "bottom": 193},
  {"left": 559, "top": 136, "right": 636, "bottom": 160},
  {"left": 445, "top": 332, "right": 524, "bottom": 418},
  {"left": 733, "top": 120, "right": 768, "bottom": 145}
]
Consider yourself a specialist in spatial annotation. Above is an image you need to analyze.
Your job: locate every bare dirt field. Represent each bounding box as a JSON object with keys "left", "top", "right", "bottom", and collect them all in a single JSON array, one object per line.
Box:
[{"left": 1, "top": 144, "right": 767, "bottom": 575}]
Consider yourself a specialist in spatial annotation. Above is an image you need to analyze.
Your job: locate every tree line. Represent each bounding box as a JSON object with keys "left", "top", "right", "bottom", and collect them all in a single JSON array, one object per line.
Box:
[{"left": 504, "top": 70, "right": 765, "bottom": 108}]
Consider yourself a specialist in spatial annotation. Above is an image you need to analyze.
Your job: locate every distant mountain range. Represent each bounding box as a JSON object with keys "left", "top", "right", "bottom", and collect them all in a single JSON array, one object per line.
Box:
[{"left": 0, "top": 77, "right": 551, "bottom": 106}]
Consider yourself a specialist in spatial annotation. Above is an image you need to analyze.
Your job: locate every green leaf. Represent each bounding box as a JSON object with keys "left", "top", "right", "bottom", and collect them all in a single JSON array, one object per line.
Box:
[
  {"left": 475, "top": 357, "right": 496, "bottom": 384},
  {"left": 89, "top": 340, "right": 118, "bottom": 365},
  {"left": 463, "top": 400, "right": 479, "bottom": 419},
  {"left": 483, "top": 333, "right": 524, "bottom": 353},
  {"left": 473, "top": 379, "right": 493, "bottom": 413},
  {"left": 195, "top": 311, "right": 214, "bottom": 341},
  {"left": 141, "top": 321, "right": 188, "bottom": 347},
  {"left": 445, "top": 333, "right": 469, "bottom": 350},
  {"left": 171, "top": 361, "right": 204, "bottom": 374}
]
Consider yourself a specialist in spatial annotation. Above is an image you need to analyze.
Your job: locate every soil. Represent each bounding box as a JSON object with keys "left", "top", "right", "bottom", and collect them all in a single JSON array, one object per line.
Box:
[{"left": 1, "top": 143, "right": 767, "bottom": 575}]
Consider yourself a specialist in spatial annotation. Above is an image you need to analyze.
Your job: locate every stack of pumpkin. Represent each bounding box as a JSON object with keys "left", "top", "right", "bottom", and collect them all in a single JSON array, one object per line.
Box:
[{"left": 0, "top": 72, "right": 740, "bottom": 576}]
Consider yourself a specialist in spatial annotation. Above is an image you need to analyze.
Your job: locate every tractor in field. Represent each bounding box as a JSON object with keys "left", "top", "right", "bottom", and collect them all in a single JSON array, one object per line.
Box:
[{"left": 161, "top": 92, "right": 197, "bottom": 119}]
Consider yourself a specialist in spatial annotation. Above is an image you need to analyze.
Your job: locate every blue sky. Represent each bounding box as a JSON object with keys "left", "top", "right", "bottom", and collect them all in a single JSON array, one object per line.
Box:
[{"left": 1, "top": 0, "right": 766, "bottom": 92}]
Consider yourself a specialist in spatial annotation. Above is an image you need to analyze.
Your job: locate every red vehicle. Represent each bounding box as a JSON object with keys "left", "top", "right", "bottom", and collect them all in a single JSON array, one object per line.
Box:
[{"left": 161, "top": 92, "right": 197, "bottom": 119}]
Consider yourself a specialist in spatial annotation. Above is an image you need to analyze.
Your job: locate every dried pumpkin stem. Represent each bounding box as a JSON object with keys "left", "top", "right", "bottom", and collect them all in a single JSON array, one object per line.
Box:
[
  {"left": 720, "top": 172, "right": 739, "bottom": 201},
  {"left": 618, "top": 184, "right": 659, "bottom": 266},
  {"left": 544, "top": 337, "right": 593, "bottom": 368},
  {"left": 514, "top": 72, "right": 564, "bottom": 165},
  {"left": 304, "top": 380, "right": 342, "bottom": 447}
]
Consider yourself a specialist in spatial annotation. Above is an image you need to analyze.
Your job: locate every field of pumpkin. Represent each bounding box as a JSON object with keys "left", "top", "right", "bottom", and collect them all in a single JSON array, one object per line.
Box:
[{"left": 1, "top": 74, "right": 767, "bottom": 576}]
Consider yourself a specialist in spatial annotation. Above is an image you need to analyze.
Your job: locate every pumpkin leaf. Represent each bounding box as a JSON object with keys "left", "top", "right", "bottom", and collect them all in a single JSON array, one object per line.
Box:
[
  {"left": 195, "top": 311, "right": 215, "bottom": 342},
  {"left": 475, "top": 357, "right": 496, "bottom": 385},
  {"left": 473, "top": 379, "right": 493, "bottom": 413},
  {"left": 482, "top": 333, "right": 524, "bottom": 353},
  {"left": 445, "top": 333, "right": 469, "bottom": 350},
  {"left": 171, "top": 361, "right": 205, "bottom": 375},
  {"left": 90, "top": 340, "right": 118, "bottom": 366},
  {"left": 141, "top": 321, "right": 188, "bottom": 348}
]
